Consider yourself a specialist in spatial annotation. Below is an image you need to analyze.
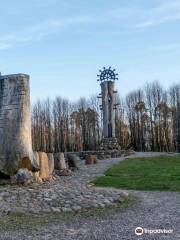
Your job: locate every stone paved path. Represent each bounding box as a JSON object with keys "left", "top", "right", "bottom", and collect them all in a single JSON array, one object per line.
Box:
[
  {"left": 0, "top": 152, "right": 180, "bottom": 240},
  {"left": 0, "top": 157, "right": 127, "bottom": 215}
]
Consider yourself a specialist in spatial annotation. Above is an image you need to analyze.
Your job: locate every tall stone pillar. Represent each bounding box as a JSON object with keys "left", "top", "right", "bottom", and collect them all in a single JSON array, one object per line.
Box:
[
  {"left": 108, "top": 80, "right": 116, "bottom": 138},
  {"left": 101, "top": 81, "right": 116, "bottom": 138},
  {"left": 177, "top": 90, "right": 180, "bottom": 152},
  {"left": 98, "top": 67, "right": 120, "bottom": 150},
  {"left": 101, "top": 81, "right": 109, "bottom": 138},
  {"left": 0, "top": 74, "right": 38, "bottom": 175}
]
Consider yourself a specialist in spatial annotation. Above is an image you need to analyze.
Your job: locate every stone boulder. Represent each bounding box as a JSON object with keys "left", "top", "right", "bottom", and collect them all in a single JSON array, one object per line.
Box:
[
  {"left": 30, "top": 152, "right": 55, "bottom": 182},
  {"left": 11, "top": 168, "right": 34, "bottom": 185},
  {"left": 54, "top": 152, "right": 66, "bottom": 170},
  {"left": 47, "top": 153, "right": 54, "bottom": 175},
  {"left": 32, "top": 152, "right": 42, "bottom": 182},
  {"left": 38, "top": 152, "right": 51, "bottom": 180},
  {"left": 0, "top": 74, "right": 39, "bottom": 176},
  {"left": 66, "top": 153, "right": 79, "bottom": 171},
  {"left": 85, "top": 155, "right": 97, "bottom": 165}
]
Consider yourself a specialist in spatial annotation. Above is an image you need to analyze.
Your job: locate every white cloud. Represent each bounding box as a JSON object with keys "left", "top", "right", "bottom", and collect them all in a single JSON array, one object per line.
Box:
[
  {"left": 1, "top": 0, "right": 180, "bottom": 51},
  {"left": 135, "top": 0, "right": 180, "bottom": 28},
  {"left": 0, "top": 43, "right": 12, "bottom": 50},
  {"left": 0, "top": 16, "right": 93, "bottom": 51}
]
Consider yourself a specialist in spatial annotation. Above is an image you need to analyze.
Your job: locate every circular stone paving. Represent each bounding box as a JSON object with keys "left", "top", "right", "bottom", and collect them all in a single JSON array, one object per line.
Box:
[{"left": 0, "top": 157, "right": 127, "bottom": 215}]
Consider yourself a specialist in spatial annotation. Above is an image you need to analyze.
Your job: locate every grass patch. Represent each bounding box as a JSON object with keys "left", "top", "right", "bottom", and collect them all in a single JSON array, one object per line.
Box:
[
  {"left": 94, "top": 155, "right": 180, "bottom": 191},
  {"left": 0, "top": 196, "right": 136, "bottom": 232}
]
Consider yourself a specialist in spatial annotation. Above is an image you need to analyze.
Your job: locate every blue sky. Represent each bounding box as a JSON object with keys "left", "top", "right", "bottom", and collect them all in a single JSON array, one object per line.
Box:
[{"left": 0, "top": 0, "right": 180, "bottom": 102}]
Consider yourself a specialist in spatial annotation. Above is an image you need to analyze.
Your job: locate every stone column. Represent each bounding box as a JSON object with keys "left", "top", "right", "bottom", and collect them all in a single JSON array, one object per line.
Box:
[
  {"left": 101, "top": 80, "right": 116, "bottom": 138},
  {"left": 177, "top": 90, "right": 180, "bottom": 152},
  {"left": 108, "top": 81, "right": 116, "bottom": 138},
  {"left": 0, "top": 74, "right": 38, "bottom": 175},
  {"left": 101, "top": 81, "right": 109, "bottom": 138}
]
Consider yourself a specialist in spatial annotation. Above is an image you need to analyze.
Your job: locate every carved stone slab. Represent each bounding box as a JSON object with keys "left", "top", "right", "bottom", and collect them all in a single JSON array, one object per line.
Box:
[{"left": 0, "top": 74, "right": 38, "bottom": 175}]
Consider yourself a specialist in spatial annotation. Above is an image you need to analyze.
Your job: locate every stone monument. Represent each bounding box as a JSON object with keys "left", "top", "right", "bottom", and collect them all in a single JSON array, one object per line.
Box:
[
  {"left": 97, "top": 67, "right": 120, "bottom": 150},
  {"left": 0, "top": 73, "right": 38, "bottom": 176}
]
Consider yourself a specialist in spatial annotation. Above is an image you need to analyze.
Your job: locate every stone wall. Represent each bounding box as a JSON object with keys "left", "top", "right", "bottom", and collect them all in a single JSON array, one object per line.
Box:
[
  {"left": 0, "top": 74, "right": 38, "bottom": 175},
  {"left": 99, "top": 137, "right": 121, "bottom": 151},
  {"left": 65, "top": 150, "right": 124, "bottom": 160}
]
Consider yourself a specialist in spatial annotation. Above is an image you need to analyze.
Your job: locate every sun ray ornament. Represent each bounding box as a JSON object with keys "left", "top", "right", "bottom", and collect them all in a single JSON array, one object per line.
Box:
[{"left": 97, "top": 67, "right": 118, "bottom": 82}]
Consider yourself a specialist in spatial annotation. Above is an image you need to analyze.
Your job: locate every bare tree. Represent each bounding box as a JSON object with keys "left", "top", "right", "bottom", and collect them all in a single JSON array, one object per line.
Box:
[{"left": 31, "top": 81, "right": 180, "bottom": 153}]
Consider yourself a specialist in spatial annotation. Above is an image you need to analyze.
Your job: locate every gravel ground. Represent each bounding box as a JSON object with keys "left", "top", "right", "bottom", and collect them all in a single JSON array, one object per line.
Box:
[{"left": 0, "top": 152, "right": 180, "bottom": 240}]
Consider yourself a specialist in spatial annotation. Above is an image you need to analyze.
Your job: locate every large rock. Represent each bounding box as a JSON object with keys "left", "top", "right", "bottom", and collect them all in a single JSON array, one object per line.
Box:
[
  {"left": 31, "top": 152, "right": 54, "bottom": 181},
  {"left": 11, "top": 168, "right": 34, "bottom": 185},
  {"left": 0, "top": 74, "right": 39, "bottom": 176},
  {"left": 85, "top": 155, "right": 97, "bottom": 165},
  {"left": 32, "top": 151, "right": 41, "bottom": 182},
  {"left": 38, "top": 152, "right": 51, "bottom": 180},
  {"left": 47, "top": 153, "right": 54, "bottom": 175},
  {"left": 66, "top": 153, "right": 79, "bottom": 171},
  {"left": 54, "top": 152, "right": 66, "bottom": 170}
]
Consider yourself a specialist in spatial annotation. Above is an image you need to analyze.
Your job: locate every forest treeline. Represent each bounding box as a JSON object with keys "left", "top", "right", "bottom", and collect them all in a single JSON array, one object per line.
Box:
[{"left": 32, "top": 81, "right": 180, "bottom": 153}]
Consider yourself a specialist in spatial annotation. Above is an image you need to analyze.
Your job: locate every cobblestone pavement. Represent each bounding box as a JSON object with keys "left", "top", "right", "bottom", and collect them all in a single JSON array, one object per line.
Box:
[
  {"left": 0, "top": 157, "right": 127, "bottom": 215},
  {"left": 0, "top": 152, "right": 179, "bottom": 240}
]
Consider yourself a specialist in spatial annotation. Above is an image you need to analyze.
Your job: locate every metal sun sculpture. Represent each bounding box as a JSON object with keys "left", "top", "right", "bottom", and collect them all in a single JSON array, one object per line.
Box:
[{"left": 97, "top": 67, "right": 118, "bottom": 82}]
